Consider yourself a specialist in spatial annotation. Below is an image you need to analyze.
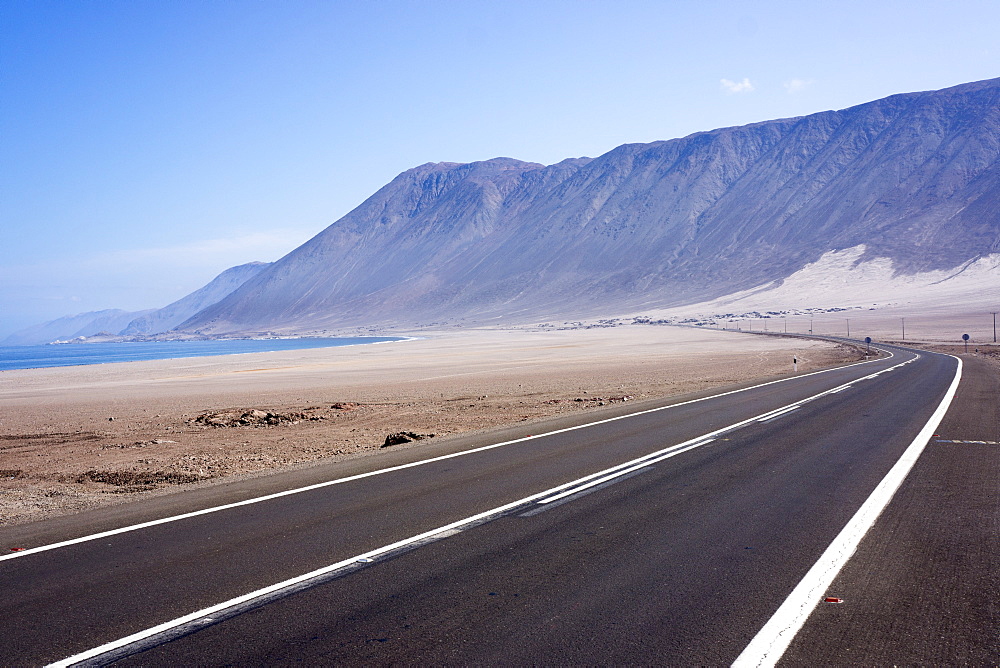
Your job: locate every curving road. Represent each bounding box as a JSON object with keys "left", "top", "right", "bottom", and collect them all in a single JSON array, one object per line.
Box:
[{"left": 1, "top": 343, "right": 994, "bottom": 666}]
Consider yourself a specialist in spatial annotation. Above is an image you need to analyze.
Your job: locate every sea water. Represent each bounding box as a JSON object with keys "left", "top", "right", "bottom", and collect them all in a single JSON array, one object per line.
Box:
[{"left": 0, "top": 337, "right": 406, "bottom": 371}]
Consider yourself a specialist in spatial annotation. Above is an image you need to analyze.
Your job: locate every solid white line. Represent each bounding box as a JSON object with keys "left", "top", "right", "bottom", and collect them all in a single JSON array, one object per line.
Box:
[
  {"left": 757, "top": 406, "right": 800, "bottom": 422},
  {"left": 2, "top": 348, "right": 899, "bottom": 563},
  {"left": 731, "top": 354, "right": 963, "bottom": 668}
]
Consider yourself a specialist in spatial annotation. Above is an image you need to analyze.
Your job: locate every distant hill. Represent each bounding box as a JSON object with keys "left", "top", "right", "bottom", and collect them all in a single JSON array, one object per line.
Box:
[
  {"left": 120, "top": 262, "right": 271, "bottom": 336},
  {"left": 4, "top": 262, "right": 270, "bottom": 346},
  {"left": 177, "top": 78, "right": 1000, "bottom": 336},
  {"left": 2, "top": 309, "right": 154, "bottom": 346}
]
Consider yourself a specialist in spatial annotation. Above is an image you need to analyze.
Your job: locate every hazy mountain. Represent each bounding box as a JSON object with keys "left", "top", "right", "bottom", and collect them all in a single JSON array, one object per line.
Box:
[
  {"left": 2, "top": 309, "right": 154, "bottom": 346},
  {"left": 176, "top": 78, "right": 1000, "bottom": 335},
  {"left": 120, "top": 261, "right": 271, "bottom": 336},
  {"left": 4, "top": 262, "right": 271, "bottom": 346}
]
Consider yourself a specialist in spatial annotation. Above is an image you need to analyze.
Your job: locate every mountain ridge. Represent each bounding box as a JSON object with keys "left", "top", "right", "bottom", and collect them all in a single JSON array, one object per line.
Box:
[
  {"left": 178, "top": 77, "right": 999, "bottom": 336},
  {"left": 13, "top": 78, "right": 997, "bottom": 342}
]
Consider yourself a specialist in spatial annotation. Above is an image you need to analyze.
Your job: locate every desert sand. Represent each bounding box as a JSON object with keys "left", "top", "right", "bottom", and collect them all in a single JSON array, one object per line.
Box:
[
  {"left": 0, "top": 325, "right": 863, "bottom": 526},
  {"left": 636, "top": 246, "right": 1000, "bottom": 344}
]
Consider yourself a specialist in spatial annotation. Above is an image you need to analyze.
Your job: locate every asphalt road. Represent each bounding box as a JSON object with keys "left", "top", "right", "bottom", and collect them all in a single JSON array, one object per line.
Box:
[{"left": 2, "top": 344, "right": 990, "bottom": 666}]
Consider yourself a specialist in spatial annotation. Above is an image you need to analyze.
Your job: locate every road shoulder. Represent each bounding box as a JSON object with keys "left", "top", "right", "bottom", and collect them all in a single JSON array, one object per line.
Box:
[{"left": 783, "top": 353, "right": 999, "bottom": 664}]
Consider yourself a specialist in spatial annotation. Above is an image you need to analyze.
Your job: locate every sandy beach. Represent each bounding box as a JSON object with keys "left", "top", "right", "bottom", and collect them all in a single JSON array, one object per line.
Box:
[{"left": 0, "top": 325, "right": 864, "bottom": 526}]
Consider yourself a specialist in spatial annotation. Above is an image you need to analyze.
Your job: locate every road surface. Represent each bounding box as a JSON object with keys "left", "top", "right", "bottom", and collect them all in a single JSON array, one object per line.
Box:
[{"left": 1, "top": 343, "right": 994, "bottom": 666}]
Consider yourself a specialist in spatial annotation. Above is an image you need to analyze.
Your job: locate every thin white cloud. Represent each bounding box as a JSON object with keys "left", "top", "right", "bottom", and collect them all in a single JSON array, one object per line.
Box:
[
  {"left": 720, "top": 77, "right": 755, "bottom": 94},
  {"left": 783, "top": 78, "right": 815, "bottom": 94}
]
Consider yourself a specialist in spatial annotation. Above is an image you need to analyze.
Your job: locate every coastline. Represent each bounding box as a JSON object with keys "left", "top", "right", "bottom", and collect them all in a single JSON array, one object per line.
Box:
[{"left": 0, "top": 336, "right": 410, "bottom": 372}]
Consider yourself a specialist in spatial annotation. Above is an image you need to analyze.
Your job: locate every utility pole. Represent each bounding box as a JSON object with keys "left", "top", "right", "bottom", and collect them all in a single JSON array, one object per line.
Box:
[
  {"left": 901, "top": 317, "right": 905, "bottom": 342},
  {"left": 783, "top": 317, "right": 787, "bottom": 333},
  {"left": 846, "top": 318, "right": 850, "bottom": 338},
  {"left": 993, "top": 312, "right": 997, "bottom": 343}
]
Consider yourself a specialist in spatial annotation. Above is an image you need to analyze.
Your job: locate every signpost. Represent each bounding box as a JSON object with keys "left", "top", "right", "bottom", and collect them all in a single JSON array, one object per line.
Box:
[
  {"left": 963, "top": 333, "right": 970, "bottom": 353},
  {"left": 865, "top": 336, "right": 872, "bottom": 356}
]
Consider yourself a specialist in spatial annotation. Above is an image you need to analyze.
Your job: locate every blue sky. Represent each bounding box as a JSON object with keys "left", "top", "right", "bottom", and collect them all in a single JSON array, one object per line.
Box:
[{"left": 2, "top": 0, "right": 998, "bottom": 337}]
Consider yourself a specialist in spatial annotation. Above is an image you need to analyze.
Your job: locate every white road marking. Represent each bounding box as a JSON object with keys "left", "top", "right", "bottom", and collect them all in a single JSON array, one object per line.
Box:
[
  {"left": 538, "top": 439, "right": 714, "bottom": 504},
  {"left": 519, "top": 468, "right": 653, "bottom": 516},
  {"left": 732, "top": 354, "right": 962, "bottom": 668},
  {"left": 47, "top": 351, "right": 920, "bottom": 667},
  {"left": 757, "top": 406, "right": 800, "bottom": 422},
  {"left": 935, "top": 439, "right": 998, "bottom": 445},
  {"left": 2, "top": 349, "right": 900, "bottom": 563}
]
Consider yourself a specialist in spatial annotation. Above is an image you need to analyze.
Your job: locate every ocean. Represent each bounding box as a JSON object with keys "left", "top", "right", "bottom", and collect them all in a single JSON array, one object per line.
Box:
[{"left": 0, "top": 337, "right": 406, "bottom": 371}]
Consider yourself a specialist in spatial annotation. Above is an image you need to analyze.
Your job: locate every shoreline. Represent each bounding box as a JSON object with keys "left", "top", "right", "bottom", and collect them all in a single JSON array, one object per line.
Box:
[{"left": 0, "top": 335, "right": 412, "bottom": 372}]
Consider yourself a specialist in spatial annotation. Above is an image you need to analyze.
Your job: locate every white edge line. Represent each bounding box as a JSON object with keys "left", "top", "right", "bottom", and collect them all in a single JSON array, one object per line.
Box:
[
  {"left": 5, "top": 348, "right": 899, "bottom": 563},
  {"left": 731, "top": 353, "right": 963, "bottom": 668},
  {"left": 46, "top": 353, "right": 917, "bottom": 667}
]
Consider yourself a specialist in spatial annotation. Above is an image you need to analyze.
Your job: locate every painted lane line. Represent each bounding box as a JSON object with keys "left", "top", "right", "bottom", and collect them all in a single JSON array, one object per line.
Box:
[
  {"left": 755, "top": 405, "right": 798, "bottom": 421},
  {"left": 935, "top": 439, "right": 998, "bottom": 445},
  {"left": 2, "top": 348, "right": 902, "bottom": 564},
  {"left": 757, "top": 406, "right": 800, "bottom": 423},
  {"left": 757, "top": 407, "right": 799, "bottom": 423},
  {"left": 538, "top": 439, "right": 714, "bottom": 504},
  {"left": 732, "top": 354, "right": 963, "bottom": 668},
  {"left": 519, "top": 469, "right": 653, "bottom": 517},
  {"left": 47, "top": 355, "right": 918, "bottom": 666}
]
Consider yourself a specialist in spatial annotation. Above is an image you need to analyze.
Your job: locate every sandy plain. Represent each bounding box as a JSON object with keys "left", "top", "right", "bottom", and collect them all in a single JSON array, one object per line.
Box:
[{"left": 0, "top": 325, "right": 867, "bottom": 527}]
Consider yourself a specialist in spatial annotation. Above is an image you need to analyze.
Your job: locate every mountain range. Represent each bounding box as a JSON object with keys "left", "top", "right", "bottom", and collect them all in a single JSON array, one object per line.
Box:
[{"left": 7, "top": 78, "right": 1000, "bottom": 344}]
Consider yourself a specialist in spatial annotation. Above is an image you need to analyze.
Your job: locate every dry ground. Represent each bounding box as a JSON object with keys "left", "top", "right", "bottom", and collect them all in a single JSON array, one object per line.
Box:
[{"left": 0, "top": 325, "right": 866, "bottom": 526}]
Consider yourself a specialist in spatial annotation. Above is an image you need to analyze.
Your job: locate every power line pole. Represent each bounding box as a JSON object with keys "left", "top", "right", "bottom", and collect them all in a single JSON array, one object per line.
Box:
[
  {"left": 993, "top": 312, "right": 997, "bottom": 343},
  {"left": 901, "top": 317, "right": 905, "bottom": 342}
]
